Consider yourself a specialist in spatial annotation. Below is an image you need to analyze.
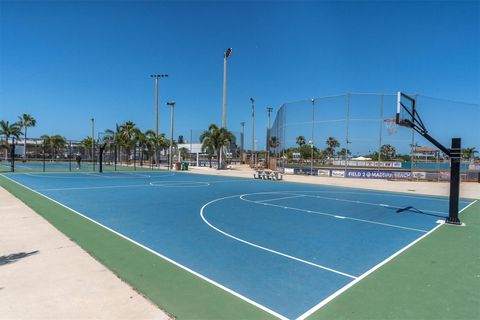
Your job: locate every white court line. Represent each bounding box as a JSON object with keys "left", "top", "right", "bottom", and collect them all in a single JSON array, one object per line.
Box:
[
  {"left": 297, "top": 193, "right": 448, "bottom": 215},
  {"left": 256, "top": 195, "right": 307, "bottom": 203},
  {"left": 200, "top": 194, "right": 357, "bottom": 280},
  {"left": 296, "top": 199, "right": 478, "bottom": 320},
  {"left": 39, "top": 184, "right": 151, "bottom": 192},
  {"left": 279, "top": 189, "right": 472, "bottom": 204},
  {"left": 150, "top": 181, "right": 211, "bottom": 187},
  {"left": 240, "top": 194, "right": 429, "bottom": 233},
  {"left": 0, "top": 174, "right": 288, "bottom": 320}
]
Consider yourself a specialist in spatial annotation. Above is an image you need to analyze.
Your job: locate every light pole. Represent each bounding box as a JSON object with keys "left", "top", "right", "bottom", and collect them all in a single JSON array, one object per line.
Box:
[
  {"left": 266, "top": 107, "right": 273, "bottom": 167},
  {"left": 166, "top": 100, "right": 176, "bottom": 170},
  {"left": 310, "top": 98, "right": 315, "bottom": 176},
  {"left": 150, "top": 74, "right": 168, "bottom": 136},
  {"left": 240, "top": 122, "right": 245, "bottom": 164},
  {"left": 150, "top": 74, "right": 168, "bottom": 167},
  {"left": 250, "top": 97, "right": 255, "bottom": 166},
  {"left": 222, "top": 48, "right": 232, "bottom": 129},
  {"left": 91, "top": 118, "right": 95, "bottom": 171}
]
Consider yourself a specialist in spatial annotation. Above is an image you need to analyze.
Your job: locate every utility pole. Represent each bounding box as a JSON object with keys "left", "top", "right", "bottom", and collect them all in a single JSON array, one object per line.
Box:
[
  {"left": 240, "top": 122, "right": 245, "bottom": 164},
  {"left": 166, "top": 101, "right": 176, "bottom": 171},
  {"left": 250, "top": 97, "right": 255, "bottom": 166}
]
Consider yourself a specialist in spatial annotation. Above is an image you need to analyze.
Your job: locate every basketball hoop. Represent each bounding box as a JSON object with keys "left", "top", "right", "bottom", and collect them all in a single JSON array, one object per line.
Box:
[{"left": 384, "top": 118, "right": 398, "bottom": 135}]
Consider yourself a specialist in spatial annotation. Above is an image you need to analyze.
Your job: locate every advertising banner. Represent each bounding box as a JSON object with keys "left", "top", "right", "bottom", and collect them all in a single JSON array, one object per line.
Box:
[{"left": 346, "top": 170, "right": 411, "bottom": 179}]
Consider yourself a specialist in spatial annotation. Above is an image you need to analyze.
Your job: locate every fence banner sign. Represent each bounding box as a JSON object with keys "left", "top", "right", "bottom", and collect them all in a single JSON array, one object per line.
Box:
[
  {"left": 318, "top": 169, "right": 330, "bottom": 176},
  {"left": 346, "top": 169, "right": 411, "bottom": 179},
  {"left": 333, "top": 160, "right": 402, "bottom": 168},
  {"left": 331, "top": 170, "right": 345, "bottom": 177},
  {"left": 284, "top": 168, "right": 295, "bottom": 174},
  {"left": 412, "top": 171, "right": 427, "bottom": 180}
]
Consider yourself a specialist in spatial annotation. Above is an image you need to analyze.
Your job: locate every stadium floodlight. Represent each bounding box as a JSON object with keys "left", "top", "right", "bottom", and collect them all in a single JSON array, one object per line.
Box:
[
  {"left": 150, "top": 74, "right": 169, "bottom": 136},
  {"left": 166, "top": 100, "right": 176, "bottom": 171},
  {"left": 250, "top": 97, "right": 255, "bottom": 165},
  {"left": 222, "top": 48, "right": 233, "bottom": 128}
]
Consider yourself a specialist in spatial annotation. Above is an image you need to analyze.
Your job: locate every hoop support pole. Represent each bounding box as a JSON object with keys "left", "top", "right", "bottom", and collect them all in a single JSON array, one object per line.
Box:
[{"left": 447, "top": 138, "right": 462, "bottom": 225}]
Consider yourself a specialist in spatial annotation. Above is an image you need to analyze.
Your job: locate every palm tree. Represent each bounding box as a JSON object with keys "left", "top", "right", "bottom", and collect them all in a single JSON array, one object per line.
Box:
[
  {"left": 325, "top": 137, "right": 340, "bottom": 157},
  {"left": 269, "top": 136, "right": 280, "bottom": 156},
  {"left": 146, "top": 130, "right": 169, "bottom": 166},
  {"left": 50, "top": 135, "right": 66, "bottom": 160},
  {"left": 462, "top": 147, "right": 477, "bottom": 161},
  {"left": 133, "top": 128, "right": 148, "bottom": 166},
  {"left": 380, "top": 144, "right": 396, "bottom": 160},
  {"left": 80, "top": 137, "right": 95, "bottom": 159},
  {"left": 119, "top": 121, "right": 137, "bottom": 163},
  {"left": 200, "top": 135, "right": 215, "bottom": 168},
  {"left": 200, "top": 124, "right": 235, "bottom": 169},
  {"left": 0, "top": 120, "right": 22, "bottom": 160},
  {"left": 17, "top": 114, "right": 37, "bottom": 159},
  {"left": 296, "top": 135, "right": 306, "bottom": 147},
  {"left": 337, "top": 148, "right": 351, "bottom": 159}
]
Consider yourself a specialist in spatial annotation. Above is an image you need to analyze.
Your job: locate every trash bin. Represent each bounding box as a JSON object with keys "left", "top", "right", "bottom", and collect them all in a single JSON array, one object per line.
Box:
[
  {"left": 182, "top": 161, "right": 189, "bottom": 170},
  {"left": 175, "top": 162, "right": 181, "bottom": 170}
]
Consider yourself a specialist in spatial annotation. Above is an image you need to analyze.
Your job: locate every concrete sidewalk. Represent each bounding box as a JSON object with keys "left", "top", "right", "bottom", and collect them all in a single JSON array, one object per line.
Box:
[{"left": 0, "top": 187, "right": 170, "bottom": 320}]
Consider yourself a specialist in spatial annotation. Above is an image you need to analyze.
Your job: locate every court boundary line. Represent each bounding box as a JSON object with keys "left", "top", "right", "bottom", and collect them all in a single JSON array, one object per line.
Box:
[
  {"left": 294, "top": 192, "right": 448, "bottom": 215},
  {"left": 296, "top": 199, "right": 478, "bottom": 320},
  {"left": 200, "top": 194, "right": 358, "bottom": 280},
  {"left": 240, "top": 192, "right": 429, "bottom": 233},
  {"left": 0, "top": 174, "right": 287, "bottom": 320}
]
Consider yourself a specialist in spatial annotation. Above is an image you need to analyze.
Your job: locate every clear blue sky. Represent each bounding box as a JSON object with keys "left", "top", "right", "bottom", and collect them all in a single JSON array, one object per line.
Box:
[{"left": 1, "top": 1, "right": 479, "bottom": 150}]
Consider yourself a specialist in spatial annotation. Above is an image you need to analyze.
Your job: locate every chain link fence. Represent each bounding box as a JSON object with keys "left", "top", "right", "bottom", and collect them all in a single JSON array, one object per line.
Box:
[
  {"left": 1, "top": 128, "right": 244, "bottom": 173},
  {"left": 270, "top": 93, "right": 480, "bottom": 182}
]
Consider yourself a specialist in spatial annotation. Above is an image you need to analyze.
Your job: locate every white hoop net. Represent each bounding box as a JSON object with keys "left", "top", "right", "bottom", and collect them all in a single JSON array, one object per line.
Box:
[{"left": 384, "top": 119, "right": 398, "bottom": 135}]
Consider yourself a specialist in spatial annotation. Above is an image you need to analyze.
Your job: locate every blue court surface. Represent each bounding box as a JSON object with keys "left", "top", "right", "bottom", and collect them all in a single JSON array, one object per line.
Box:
[{"left": 3, "top": 171, "right": 473, "bottom": 319}]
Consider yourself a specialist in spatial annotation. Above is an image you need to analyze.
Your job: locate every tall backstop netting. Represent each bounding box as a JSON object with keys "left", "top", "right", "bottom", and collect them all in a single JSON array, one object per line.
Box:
[{"left": 270, "top": 93, "right": 480, "bottom": 181}]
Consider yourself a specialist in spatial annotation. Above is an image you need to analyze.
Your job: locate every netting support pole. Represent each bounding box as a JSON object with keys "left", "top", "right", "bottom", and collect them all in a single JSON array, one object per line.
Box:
[
  {"left": 377, "top": 95, "right": 384, "bottom": 173},
  {"left": 447, "top": 138, "right": 462, "bottom": 225},
  {"left": 69, "top": 141, "right": 72, "bottom": 172},
  {"left": 114, "top": 145, "right": 117, "bottom": 171},
  {"left": 344, "top": 94, "right": 350, "bottom": 176},
  {"left": 10, "top": 138, "right": 15, "bottom": 172},
  {"left": 42, "top": 142, "right": 46, "bottom": 172}
]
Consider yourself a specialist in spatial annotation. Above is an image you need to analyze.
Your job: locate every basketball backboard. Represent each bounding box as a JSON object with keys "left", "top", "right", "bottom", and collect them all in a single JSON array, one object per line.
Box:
[{"left": 396, "top": 92, "right": 427, "bottom": 134}]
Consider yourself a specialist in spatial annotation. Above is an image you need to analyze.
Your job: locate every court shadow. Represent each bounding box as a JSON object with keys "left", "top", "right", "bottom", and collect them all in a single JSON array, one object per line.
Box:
[
  {"left": 0, "top": 251, "right": 39, "bottom": 266},
  {"left": 395, "top": 206, "right": 446, "bottom": 218}
]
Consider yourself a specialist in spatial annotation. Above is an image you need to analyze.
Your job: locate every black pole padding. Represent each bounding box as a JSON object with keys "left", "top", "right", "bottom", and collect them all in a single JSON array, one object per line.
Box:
[
  {"left": 446, "top": 138, "right": 462, "bottom": 225},
  {"left": 99, "top": 145, "right": 104, "bottom": 173}
]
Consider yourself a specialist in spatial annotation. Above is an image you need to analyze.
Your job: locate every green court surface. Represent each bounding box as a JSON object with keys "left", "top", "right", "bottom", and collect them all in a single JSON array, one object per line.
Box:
[
  {"left": 311, "top": 199, "right": 480, "bottom": 320},
  {"left": 0, "top": 174, "right": 478, "bottom": 319}
]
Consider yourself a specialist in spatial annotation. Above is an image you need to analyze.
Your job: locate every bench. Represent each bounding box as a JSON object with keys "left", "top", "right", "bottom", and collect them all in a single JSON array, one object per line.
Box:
[{"left": 254, "top": 170, "right": 283, "bottom": 181}]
